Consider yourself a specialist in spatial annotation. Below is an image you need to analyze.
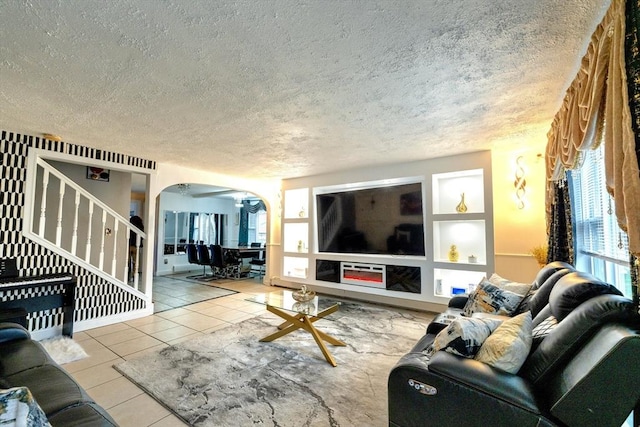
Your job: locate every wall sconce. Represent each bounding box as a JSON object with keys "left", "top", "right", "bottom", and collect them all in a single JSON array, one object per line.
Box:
[{"left": 514, "top": 156, "right": 527, "bottom": 209}]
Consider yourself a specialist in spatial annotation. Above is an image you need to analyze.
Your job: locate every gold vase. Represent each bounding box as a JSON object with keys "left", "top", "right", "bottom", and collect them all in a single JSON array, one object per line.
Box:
[
  {"left": 455, "top": 193, "right": 468, "bottom": 213},
  {"left": 448, "top": 244, "right": 459, "bottom": 262}
]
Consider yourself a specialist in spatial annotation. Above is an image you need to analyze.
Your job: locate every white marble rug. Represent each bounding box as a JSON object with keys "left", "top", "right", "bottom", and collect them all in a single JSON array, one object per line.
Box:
[{"left": 115, "top": 300, "right": 427, "bottom": 427}]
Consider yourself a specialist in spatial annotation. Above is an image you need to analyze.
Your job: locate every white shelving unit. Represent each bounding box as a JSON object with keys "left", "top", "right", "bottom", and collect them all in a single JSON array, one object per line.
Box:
[
  {"left": 282, "top": 188, "right": 310, "bottom": 280},
  {"left": 279, "top": 151, "right": 494, "bottom": 307},
  {"left": 432, "top": 168, "right": 492, "bottom": 298}
]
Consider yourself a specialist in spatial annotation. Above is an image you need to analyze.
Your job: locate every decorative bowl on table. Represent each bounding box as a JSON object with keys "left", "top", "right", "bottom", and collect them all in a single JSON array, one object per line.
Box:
[{"left": 292, "top": 285, "right": 316, "bottom": 302}]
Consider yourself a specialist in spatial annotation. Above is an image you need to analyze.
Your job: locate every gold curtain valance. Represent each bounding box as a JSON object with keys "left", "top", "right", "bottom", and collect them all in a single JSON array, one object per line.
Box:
[{"left": 545, "top": 0, "right": 640, "bottom": 256}]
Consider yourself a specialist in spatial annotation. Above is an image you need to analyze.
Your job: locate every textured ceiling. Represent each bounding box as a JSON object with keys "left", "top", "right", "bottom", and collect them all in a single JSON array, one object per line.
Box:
[{"left": 0, "top": 0, "right": 609, "bottom": 180}]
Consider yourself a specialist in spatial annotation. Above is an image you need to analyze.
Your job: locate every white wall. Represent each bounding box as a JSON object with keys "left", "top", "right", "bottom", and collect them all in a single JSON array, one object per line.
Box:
[{"left": 491, "top": 147, "right": 548, "bottom": 282}]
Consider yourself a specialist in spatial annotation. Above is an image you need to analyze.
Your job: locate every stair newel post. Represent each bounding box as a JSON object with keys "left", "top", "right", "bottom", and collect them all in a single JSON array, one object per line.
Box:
[
  {"left": 55, "top": 181, "right": 66, "bottom": 246},
  {"left": 38, "top": 169, "right": 49, "bottom": 237},
  {"left": 99, "top": 210, "right": 107, "bottom": 270},
  {"left": 85, "top": 200, "right": 94, "bottom": 262},
  {"left": 71, "top": 190, "right": 80, "bottom": 256}
]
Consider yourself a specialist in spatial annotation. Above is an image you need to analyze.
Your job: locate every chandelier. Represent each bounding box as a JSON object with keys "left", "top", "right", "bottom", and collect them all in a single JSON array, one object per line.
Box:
[{"left": 177, "top": 183, "right": 191, "bottom": 196}]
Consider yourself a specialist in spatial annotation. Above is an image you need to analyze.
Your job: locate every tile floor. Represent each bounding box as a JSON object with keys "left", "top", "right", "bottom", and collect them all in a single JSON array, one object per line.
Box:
[{"left": 61, "top": 275, "right": 433, "bottom": 426}]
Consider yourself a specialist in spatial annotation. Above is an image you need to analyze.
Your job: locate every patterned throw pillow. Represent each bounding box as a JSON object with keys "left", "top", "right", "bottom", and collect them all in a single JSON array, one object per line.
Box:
[
  {"left": 463, "top": 279, "right": 529, "bottom": 317},
  {"left": 488, "top": 273, "right": 533, "bottom": 296},
  {"left": 0, "top": 387, "right": 51, "bottom": 427},
  {"left": 475, "top": 312, "right": 533, "bottom": 374},
  {"left": 429, "top": 316, "right": 503, "bottom": 358}
]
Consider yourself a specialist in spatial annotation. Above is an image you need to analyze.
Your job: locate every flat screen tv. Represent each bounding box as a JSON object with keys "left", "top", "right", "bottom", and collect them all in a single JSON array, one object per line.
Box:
[{"left": 315, "top": 182, "right": 425, "bottom": 256}]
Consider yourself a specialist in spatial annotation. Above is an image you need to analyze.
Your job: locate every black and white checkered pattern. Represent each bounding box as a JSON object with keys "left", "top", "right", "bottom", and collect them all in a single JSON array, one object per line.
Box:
[{"left": 0, "top": 130, "right": 154, "bottom": 331}]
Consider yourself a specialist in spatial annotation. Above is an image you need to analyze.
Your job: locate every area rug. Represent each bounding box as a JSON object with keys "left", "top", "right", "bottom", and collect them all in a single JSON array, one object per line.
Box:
[
  {"left": 115, "top": 301, "right": 428, "bottom": 426},
  {"left": 40, "top": 336, "right": 88, "bottom": 365}
]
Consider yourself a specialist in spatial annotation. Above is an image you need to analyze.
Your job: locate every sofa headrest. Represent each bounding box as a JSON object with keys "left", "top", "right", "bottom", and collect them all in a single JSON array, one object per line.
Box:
[
  {"left": 532, "top": 261, "right": 575, "bottom": 290},
  {"left": 549, "top": 271, "right": 622, "bottom": 321},
  {"left": 520, "top": 294, "right": 638, "bottom": 386},
  {"left": 528, "top": 268, "right": 574, "bottom": 318}
]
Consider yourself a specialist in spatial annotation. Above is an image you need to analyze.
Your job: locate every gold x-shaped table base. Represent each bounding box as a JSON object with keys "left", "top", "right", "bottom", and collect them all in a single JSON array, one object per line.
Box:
[{"left": 260, "top": 303, "right": 346, "bottom": 367}]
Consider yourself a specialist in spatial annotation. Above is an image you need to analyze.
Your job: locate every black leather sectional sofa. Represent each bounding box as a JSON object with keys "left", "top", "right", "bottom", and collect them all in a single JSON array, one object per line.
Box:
[
  {"left": 389, "top": 262, "right": 640, "bottom": 427},
  {"left": 0, "top": 322, "right": 118, "bottom": 426}
]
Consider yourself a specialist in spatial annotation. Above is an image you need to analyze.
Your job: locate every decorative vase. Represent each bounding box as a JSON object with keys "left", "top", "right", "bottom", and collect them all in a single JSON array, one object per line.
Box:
[
  {"left": 455, "top": 193, "right": 468, "bottom": 213},
  {"left": 448, "top": 244, "right": 459, "bottom": 262},
  {"left": 297, "top": 240, "right": 304, "bottom": 252}
]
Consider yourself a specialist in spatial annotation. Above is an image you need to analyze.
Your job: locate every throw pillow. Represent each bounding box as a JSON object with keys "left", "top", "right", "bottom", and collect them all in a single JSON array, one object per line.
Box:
[
  {"left": 488, "top": 273, "right": 533, "bottom": 296},
  {"left": 0, "top": 387, "right": 51, "bottom": 427},
  {"left": 430, "top": 316, "right": 503, "bottom": 358},
  {"left": 463, "top": 279, "right": 528, "bottom": 317},
  {"left": 475, "top": 312, "right": 533, "bottom": 374}
]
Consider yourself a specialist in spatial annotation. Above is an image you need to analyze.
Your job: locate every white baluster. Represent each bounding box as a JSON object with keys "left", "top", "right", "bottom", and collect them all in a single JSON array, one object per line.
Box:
[
  {"left": 38, "top": 170, "right": 49, "bottom": 237},
  {"left": 85, "top": 201, "right": 93, "bottom": 262},
  {"left": 99, "top": 211, "right": 106, "bottom": 270},
  {"left": 55, "top": 182, "right": 66, "bottom": 245},
  {"left": 125, "top": 225, "right": 131, "bottom": 283},
  {"left": 71, "top": 191, "right": 80, "bottom": 255},
  {"left": 132, "top": 233, "right": 141, "bottom": 290},
  {"left": 112, "top": 220, "right": 119, "bottom": 277}
]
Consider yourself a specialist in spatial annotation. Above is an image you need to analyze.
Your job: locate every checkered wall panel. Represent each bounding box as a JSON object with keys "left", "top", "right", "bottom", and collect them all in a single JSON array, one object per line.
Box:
[{"left": 0, "top": 130, "right": 154, "bottom": 332}]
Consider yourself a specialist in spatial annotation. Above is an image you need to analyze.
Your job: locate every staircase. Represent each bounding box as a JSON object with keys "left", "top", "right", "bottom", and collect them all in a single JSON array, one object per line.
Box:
[{"left": 22, "top": 157, "right": 148, "bottom": 301}]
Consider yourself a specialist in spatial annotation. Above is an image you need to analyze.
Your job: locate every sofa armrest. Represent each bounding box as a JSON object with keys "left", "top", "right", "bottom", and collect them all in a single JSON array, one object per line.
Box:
[
  {"left": 0, "top": 322, "right": 31, "bottom": 343},
  {"left": 428, "top": 351, "right": 540, "bottom": 412},
  {"left": 389, "top": 351, "right": 551, "bottom": 427}
]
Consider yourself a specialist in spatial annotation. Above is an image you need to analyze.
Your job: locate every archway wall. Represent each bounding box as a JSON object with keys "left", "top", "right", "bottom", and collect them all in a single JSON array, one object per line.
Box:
[{"left": 152, "top": 163, "right": 282, "bottom": 281}]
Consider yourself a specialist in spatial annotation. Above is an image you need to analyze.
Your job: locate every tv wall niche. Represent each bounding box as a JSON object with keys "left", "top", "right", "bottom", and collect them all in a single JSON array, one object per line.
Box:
[{"left": 316, "top": 181, "right": 425, "bottom": 257}]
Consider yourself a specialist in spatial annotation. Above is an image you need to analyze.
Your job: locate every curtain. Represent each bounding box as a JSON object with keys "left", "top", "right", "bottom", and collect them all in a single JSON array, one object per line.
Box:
[
  {"left": 545, "top": 0, "right": 640, "bottom": 258},
  {"left": 626, "top": 0, "right": 640, "bottom": 165},
  {"left": 546, "top": 177, "right": 574, "bottom": 265},
  {"left": 625, "top": 0, "right": 640, "bottom": 308},
  {"left": 238, "top": 200, "right": 266, "bottom": 245}
]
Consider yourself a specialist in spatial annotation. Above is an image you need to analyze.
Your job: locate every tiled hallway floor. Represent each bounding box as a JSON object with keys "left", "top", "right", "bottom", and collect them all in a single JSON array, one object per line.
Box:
[{"left": 62, "top": 275, "right": 433, "bottom": 426}]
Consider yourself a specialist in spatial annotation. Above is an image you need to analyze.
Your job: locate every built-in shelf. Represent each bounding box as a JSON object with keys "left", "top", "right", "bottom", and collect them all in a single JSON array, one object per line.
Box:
[
  {"left": 433, "top": 268, "right": 487, "bottom": 298},
  {"left": 283, "top": 256, "right": 309, "bottom": 279},
  {"left": 433, "top": 220, "right": 487, "bottom": 265},
  {"left": 283, "top": 188, "right": 311, "bottom": 278},
  {"left": 283, "top": 223, "right": 309, "bottom": 253},
  {"left": 432, "top": 169, "right": 484, "bottom": 215},
  {"left": 284, "top": 188, "right": 309, "bottom": 219}
]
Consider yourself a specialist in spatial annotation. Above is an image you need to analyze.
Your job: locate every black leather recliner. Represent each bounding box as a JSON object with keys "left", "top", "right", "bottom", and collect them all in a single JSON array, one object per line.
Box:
[
  {"left": 388, "top": 265, "right": 640, "bottom": 427},
  {"left": 0, "top": 323, "right": 118, "bottom": 426}
]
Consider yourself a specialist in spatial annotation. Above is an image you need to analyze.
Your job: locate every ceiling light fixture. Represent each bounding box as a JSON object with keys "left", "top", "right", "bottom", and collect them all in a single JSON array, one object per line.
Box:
[{"left": 177, "top": 183, "right": 191, "bottom": 196}]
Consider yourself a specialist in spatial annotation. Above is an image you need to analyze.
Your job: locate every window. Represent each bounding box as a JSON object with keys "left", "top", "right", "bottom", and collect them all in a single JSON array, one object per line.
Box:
[
  {"left": 247, "top": 211, "right": 267, "bottom": 244},
  {"left": 570, "top": 144, "right": 632, "bottom": 297}
]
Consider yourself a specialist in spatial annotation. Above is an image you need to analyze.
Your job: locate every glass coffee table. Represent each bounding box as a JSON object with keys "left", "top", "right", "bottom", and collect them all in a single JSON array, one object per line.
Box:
[{"left": 246, "top": 290, "right": 346, "bottom": 367}]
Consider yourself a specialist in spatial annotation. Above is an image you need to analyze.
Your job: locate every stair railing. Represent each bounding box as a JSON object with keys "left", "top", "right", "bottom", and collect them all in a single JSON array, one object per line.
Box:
[{"left": 22, "top": 156, "right": 147, "bottom": 298}]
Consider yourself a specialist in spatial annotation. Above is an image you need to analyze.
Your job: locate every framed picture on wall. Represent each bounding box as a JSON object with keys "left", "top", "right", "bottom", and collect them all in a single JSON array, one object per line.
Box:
[
  {"left": 86, "top": 167, "right": 110, "bottom": 182},
  {"left": 400, "top": 191, "right": 422, "bottom": 215}
]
